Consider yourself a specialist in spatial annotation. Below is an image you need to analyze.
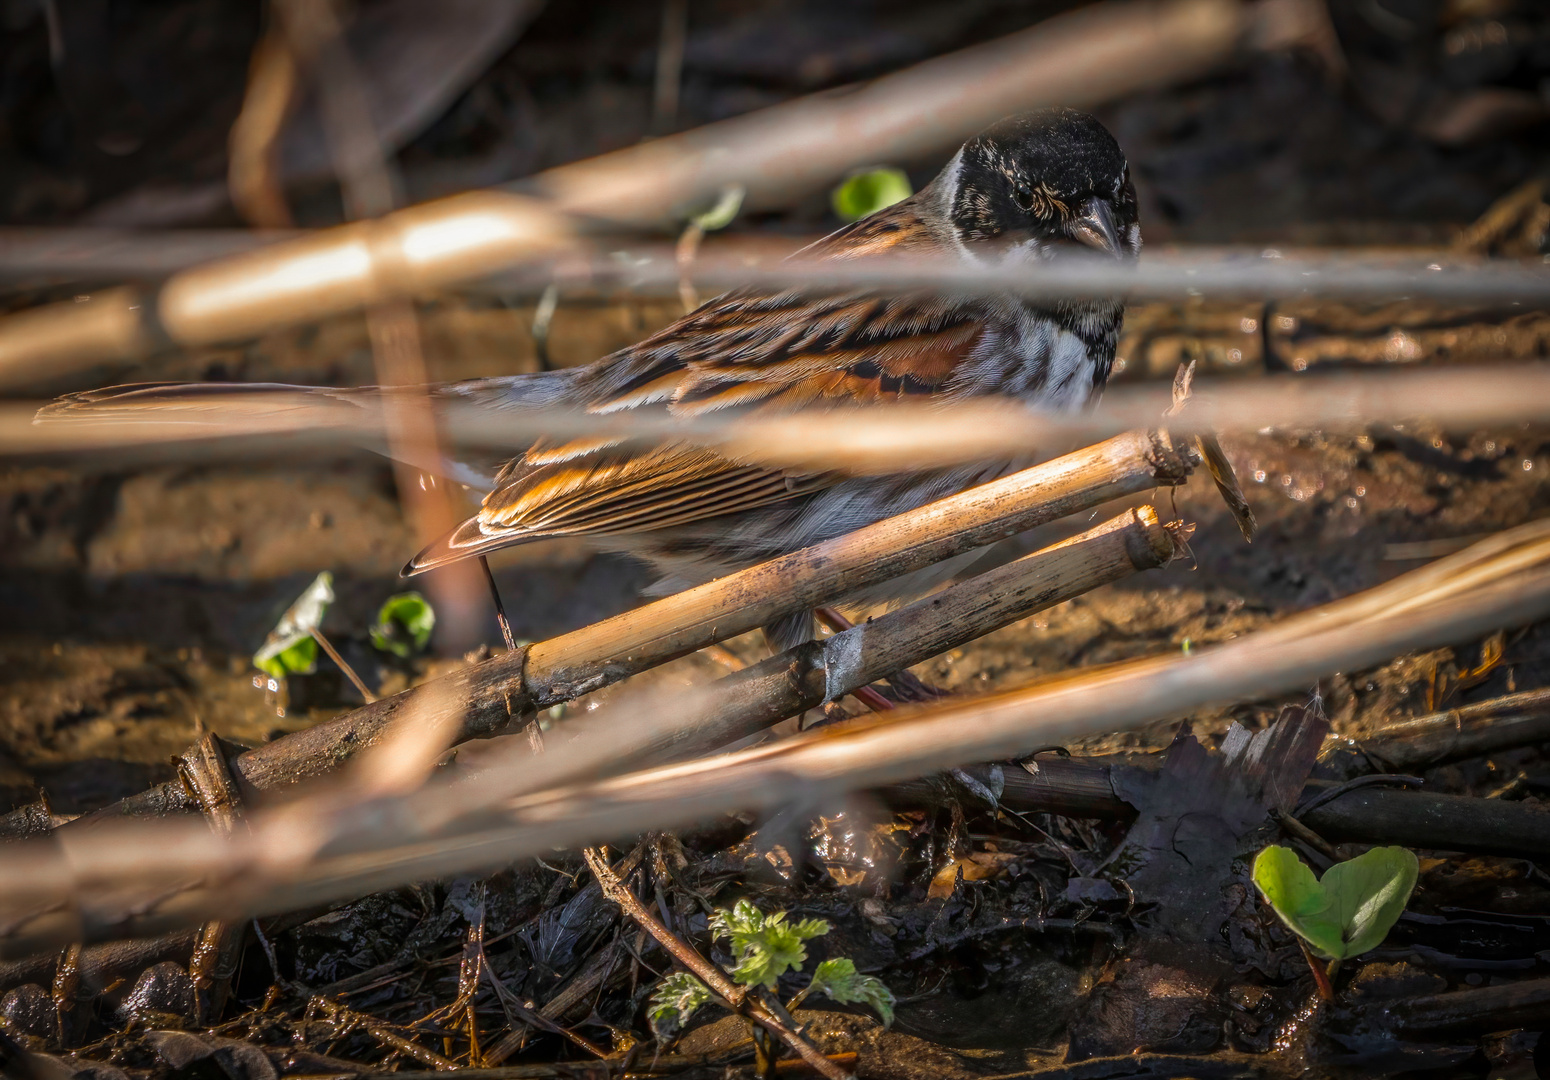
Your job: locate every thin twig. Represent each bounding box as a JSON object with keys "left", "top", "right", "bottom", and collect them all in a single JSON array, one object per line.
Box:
[
  {"left": 581, "top": 847, "right": 850, "bottom": 1080},
  {"left": 314, "top": 997, "right": 460, "bottom": 1070},
  {"left": 312, "top": 628, "right": 376, "bottom": 704}
]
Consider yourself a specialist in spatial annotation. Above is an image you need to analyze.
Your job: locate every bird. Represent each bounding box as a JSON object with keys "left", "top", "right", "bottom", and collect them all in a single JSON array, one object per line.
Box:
[{"left": 39, "top": 107, "right": 1141, "bottom": 652}]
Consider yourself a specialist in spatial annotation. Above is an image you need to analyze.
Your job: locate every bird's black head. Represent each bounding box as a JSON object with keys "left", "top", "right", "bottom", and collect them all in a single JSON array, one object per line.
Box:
[{"left": 946, "top": 108, "right": 1139, "bottom": 263}]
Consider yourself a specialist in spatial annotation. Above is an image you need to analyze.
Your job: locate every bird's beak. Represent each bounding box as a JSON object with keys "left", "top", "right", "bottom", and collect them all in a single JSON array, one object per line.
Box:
[{"left": 1066, "top": 197, "right": 1124, "bottom": 258}]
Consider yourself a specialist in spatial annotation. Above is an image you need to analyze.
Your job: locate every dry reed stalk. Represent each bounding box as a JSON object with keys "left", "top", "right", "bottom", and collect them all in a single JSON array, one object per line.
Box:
[
  {"left": 43, "top": 429, "right": 1184, "bottom": 828},
  {"left": 0, "top": 0, "right": 1314, "bottom": 385},
  {"left": 3, "top": 519, "right": 1549, "bottom": 956},
  {"left": 14, "top": 364, "right": 1550, "bottom": 475},
  {"left": 453, "top": 505, "right": 1180, "bottom": 804},
  {"left": 5, "top": 231, "right": 1549, "bottom": 304}
]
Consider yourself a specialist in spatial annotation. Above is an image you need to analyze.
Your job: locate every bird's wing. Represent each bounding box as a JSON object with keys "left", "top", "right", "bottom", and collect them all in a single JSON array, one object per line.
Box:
[{"left": 407, "top": 203, "right": 993, "bottom": 574}]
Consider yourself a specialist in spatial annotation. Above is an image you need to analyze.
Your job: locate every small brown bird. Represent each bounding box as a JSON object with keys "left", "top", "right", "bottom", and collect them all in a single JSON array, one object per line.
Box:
[{"left": 41, "top": 108, "right": 1140, "bottom": 649}]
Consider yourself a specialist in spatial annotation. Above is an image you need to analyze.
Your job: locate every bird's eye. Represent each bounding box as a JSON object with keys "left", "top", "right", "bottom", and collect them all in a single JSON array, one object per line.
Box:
[{"left": 1011, "top": 184, "right": 1036, "bottom": 214}]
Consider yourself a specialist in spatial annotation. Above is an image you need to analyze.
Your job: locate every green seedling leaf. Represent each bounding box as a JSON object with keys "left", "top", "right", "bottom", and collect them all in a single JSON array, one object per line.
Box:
[
  {"left": 254, "top": 571, "right": 334, "bottom": 678},
  {"left": 805, "top": 958, "right": 895, "bottom": 1028},
  {"left": 690, "top": 184, "right": 745, "bottom": 232},
  {"left": 1253, "top": 844, "right": 1418, "bottom": 960},
  {"left": 709, "top": 899, "right": 830, "bottom": 990},
  {"left": 370, "top": 591, "right": 436, "bottom": 658},
  {"left": 831, "top": 167, "right": 912, "bottom": 222},
  {"left": 647, "top": 971, "right": 714, "bottom": 1037},
  {"left": 255, "top": 637, "right": 317, "bottom": 680}
]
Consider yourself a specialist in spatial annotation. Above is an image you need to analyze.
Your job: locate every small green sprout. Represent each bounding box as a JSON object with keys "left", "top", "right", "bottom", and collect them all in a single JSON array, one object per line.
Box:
[
  {"left": 690, "top": 184, "right": 745, "bottom": 233},
  {"left": 254, "top": 572, "right": 334, "bottom": 679},
  {"left": 647, "top": 900, "right": 895, "bottom": 1038},
  {"left": 1253, "top": 844, "right": 1418, "bottom": 977},
  {"left": 647, "top": 972, "right": 715, "bottom": 1037},
  {"left": 792, "top": 958, "right": 895, "bottom": 1028},
  {"left": 831, "top": 167, "right": 912, "bottom": 222},
  {"left": 710, "top": 898, "right": 829, "bottom": 990},
  {"left": 369, "top": 591, "right": 436, "bottom": 658}
]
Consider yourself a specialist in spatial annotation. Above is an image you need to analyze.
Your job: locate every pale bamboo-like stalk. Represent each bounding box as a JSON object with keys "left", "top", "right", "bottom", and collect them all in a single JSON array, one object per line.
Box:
[
  {"left": 0, "top": 0, "right": 1315, "bottom": 385},
  {"left": 2, "top": 231, "right": 1548, "bottom": 304},
  {"left": 42, "top": 428, "right": 1183, "bottom": 829},
  {"left": 439, "top": 505, "right": 1179, "bottom": 809},
  {"left": 15, "top": 364, "right": 1550, "bottom": 474},
  {"left": 2, "top": 519, "right": 1549, "bottom": 957}
]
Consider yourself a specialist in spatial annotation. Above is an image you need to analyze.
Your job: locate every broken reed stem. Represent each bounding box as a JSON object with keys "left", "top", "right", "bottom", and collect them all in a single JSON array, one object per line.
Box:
[
  {"left": 62, "top": 430, "right": 1189, "bottom": 827},
  {"left": 176, "top": 733, "right": 248, "bottom": 1025},
  {"left": 206, "top": 524, "right": 1550, "bottom": 911},
  {"left": 478, "top": 505, "right": 1181, "bottom": 802},
  {"left": 1349, "top": 684, "right": 1550, "bottom": 772},
  {"left": 580, "top": 848, "right": 849, "bottom": 1080},
  {"left": 6, "top": 518, "right": 1547, "bottom": 959}
]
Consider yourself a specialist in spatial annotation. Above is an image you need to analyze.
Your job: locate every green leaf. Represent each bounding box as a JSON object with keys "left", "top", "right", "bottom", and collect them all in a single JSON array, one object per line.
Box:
[
  {"left": 830, "top": 167, "right": 912, "bottom": 223},
  {"left": 806, "top": 958, "right": 895, "bottom": 1028},
  {"left": 255, "top": 636, "right": 317, "bottom": 680},
  {"left": 647, "top": 971, "right": 713, "bottom": 1036},
  {"left": 369, "top": 591, "right": 436, "bottom": 658},
  {"left": 254, "top": 572, "right": 334, "bottom": 678},
  {"left": 1252, "top": 844, "right": 1418, "bottom": 960},
  {"left": 709, "top": 900, "right": 830, "bottom": 990},
  {"left": 690, "top": 184, "right": 745, "bottom": 232}
]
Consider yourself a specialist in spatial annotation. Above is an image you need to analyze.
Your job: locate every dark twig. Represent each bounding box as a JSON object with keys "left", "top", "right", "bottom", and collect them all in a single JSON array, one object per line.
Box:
[
  {"left": 177, "top": 732, "right": 250, "bottom": 1023},
  {"left": 480, "top": 556, "right": 519, "bottom": 655},
  {"left": 311, "top": 628, "right": 376, "bottom": 704},
  {"left": 313, "top": 997, "right": 460, "bottom": 1071},
  {"left": 1294, "top": 774, "right": 1424, "bottom": 818},
  {"left": 581, "top": 847, "right": 850, "bottom": 1080},
  {"left": 1269, "top": 808, "right": 1340, "bottom": 866}
]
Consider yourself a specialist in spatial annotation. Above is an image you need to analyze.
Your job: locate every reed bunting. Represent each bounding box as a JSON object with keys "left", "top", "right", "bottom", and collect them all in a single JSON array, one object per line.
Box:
[{"left": 42, "top": 108, "right": 1140, "bottom": 649}]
